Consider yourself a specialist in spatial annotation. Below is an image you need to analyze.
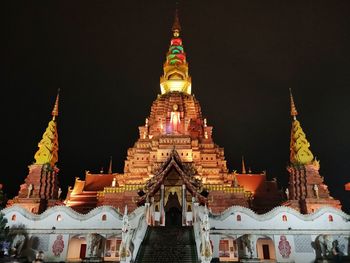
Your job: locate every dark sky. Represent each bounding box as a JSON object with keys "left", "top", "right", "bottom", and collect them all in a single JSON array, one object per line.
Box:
[{"left": 4, "top": 1, "right": 350, "bottom": 213}]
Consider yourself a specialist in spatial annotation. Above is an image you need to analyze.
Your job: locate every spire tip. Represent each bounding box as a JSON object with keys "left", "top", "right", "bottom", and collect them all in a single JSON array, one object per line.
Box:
[{"left": 289, "top": 88, "right": 298, "bottom": 118}]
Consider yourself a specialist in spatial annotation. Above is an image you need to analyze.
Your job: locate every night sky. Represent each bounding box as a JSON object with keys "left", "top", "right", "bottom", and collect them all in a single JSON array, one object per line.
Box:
[{"left": 4, "top": 1, "right": 350, "bottom": 213}]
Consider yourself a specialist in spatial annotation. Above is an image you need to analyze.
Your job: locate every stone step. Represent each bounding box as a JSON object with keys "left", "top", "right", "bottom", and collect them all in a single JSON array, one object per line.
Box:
[{"left": 135, "top": 226, "right": 198, "bottom": 263}]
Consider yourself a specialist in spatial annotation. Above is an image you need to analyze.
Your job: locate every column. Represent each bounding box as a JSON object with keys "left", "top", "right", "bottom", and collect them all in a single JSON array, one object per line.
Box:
[
  {"left": 160, "top": 184, "right": 165, "bottom": 226},
  {"left": 182, "top": 184, "right": 186, "bottom": 226}
]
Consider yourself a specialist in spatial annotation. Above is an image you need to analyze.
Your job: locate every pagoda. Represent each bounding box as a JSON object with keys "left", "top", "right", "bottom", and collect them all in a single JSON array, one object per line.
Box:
[
  {"left": 283, "top": 89, "right": 341, "bottom": 213},
  {"left": 64, "top": 11, "right": 281, "bottom": 218},
  {"left": 7, "top": 91, "right": 62, "bottom": 214}
]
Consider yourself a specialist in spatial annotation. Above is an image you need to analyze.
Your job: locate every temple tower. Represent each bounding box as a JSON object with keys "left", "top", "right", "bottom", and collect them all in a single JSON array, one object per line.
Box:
[
  {"left": 284, "top": 89, "right": 341, "bottom": 213},
  {"left": 66, "top": 10, "right": 281, "bottom": 217},
  {"left": 7, "top": 91, "right": 62, "bottom": 213}
]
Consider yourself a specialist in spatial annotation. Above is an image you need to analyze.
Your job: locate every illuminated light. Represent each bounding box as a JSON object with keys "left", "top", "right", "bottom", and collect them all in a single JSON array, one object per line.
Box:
[{"left": 56, "top": 214, "right": 62, "bottom": 221}]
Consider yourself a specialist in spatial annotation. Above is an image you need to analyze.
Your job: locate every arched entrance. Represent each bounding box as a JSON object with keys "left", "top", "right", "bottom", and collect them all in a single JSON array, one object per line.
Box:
[
  {"left": 165, "top": 192, "right": 182, "bottom": 226},
  {"left": 256, "top": 237, "right": 276, "bottom": 261}
]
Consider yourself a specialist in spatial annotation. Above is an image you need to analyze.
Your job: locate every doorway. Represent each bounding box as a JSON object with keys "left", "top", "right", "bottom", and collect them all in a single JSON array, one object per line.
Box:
[
  {"left": 262, "top": 244, "right": 270, "bottom": 259},
  {"left": 165, "top": 192, "right": 182, "bottom": 226}
]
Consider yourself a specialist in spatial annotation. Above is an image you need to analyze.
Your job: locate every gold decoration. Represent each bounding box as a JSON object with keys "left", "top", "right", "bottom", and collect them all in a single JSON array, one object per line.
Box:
[
  {"left": 34, "top": 93, "right": 59, "bottom": 167},
  {"left": 290, "top": 119, "right": 314, "bottom": 165}
]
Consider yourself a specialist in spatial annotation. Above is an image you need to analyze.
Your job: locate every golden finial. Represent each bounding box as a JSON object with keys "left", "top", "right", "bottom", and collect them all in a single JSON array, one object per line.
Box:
[
  {"left": 241, "top": 156, "right": 246, "bottom": 174},
  {"left": 289, "top": 88, "right": 298, "bottom": 119},
  {"left": 172, "top": 8, "right": 181, "bottom": 37}
]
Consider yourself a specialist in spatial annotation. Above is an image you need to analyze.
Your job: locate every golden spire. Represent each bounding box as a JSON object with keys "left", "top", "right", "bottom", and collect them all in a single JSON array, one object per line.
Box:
[
  {"left": 34, "top": 90, "right": 59, "bottom": 167},
  {"left": 241, "top": 156, "right": 246, "bottom": 174},
  {"left": 160, "top": 8, "right": 192, "bottom": 95},
  {"left": 289, "top": 90, "right": 314, "bottom": 165},
  {"left": 108, "top": 156, "right": 113, "bottom": 174}
]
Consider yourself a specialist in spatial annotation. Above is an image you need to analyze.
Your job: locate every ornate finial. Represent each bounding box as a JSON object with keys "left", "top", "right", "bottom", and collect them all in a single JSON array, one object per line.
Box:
[
  {"left": 241, "top": 156, "right": 246, "bottom": 174},
  {"left": 52, "top": 89, "right": 60, "bottom": 120},
  {"left": 172, "top": 8, "right": 181, "bottom": 37},
  {"left": 289, "top": 88, "right": 298, "bottom": 120},
  {"left": 108, "top": 156, "right": 113, "bottom": 174}
]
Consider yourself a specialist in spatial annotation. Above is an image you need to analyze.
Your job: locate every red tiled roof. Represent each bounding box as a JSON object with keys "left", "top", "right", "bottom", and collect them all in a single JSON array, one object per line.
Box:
[
  {"left": 85, "top": 174, "right": 115, "bottom": 191},
  {"left": 236, "top": 174, "right": 266, "bottom": 193}
]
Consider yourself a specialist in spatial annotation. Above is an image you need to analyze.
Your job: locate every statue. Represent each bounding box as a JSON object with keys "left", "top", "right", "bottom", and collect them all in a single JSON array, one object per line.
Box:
[
  {"left": 313, "top": 184, "right": 319, "bottom": 199},
  {"left": 170, "top": 104, "right": 181, "bottom": 133},
  {"left": 11, "top": 234, "right": 25, "bottom": 257},
  {"left": 112, "top": 177, "right": 117, "bottom": 187},
  {"left": 87, "top": 234, "right": 102, "bottom": 258},
  {"left": 318, "top": 234, "right": 333, "bottom": 258},
  {"left": 285, "top": 188, "right": 289, "bottom": 199},
  {"left": 27, "top": 184, "right": 33, "bottom": 198},
  {"left": 200, "top": 205, "right": 212, "bottom": 263},
  {"left": 242, "top": 234, "right": 255, "bottom": 259},
  {"left": 119, "top": 206, "right": 132, "bottom": 262},
  {"left": 57, "top": 187, "right": 62, "bottom": 199}
]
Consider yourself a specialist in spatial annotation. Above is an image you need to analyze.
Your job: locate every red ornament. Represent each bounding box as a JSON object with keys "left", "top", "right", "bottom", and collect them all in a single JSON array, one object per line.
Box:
[
  {"left": 278, "top": 235, "right": 291, "bottom": 258},
  {"left": 52, "top": 234, "right": 64, "bottom": 256}
]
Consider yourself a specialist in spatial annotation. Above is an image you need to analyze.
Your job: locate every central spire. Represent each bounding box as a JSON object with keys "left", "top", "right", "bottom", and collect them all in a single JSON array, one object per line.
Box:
[{"left": 160, "top": 9, "right": 192, "bottom": 95}]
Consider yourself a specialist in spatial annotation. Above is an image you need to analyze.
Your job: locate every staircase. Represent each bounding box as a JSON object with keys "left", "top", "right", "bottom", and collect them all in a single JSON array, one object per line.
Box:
[{"left": 134, "top": 226, "right": 198, "bottom": 263}]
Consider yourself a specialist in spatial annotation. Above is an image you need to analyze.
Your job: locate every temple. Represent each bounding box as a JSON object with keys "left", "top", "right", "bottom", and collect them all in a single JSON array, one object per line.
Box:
[
  {"left": 63, "top": 12, "right": 283, "bottom": 218},
  {"left": 2, "top": 10, "right": 349, "bottom": 263}
]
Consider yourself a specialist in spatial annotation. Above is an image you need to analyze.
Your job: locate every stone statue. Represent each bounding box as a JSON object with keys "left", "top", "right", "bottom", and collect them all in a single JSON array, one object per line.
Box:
[
  {"left": 285, "top": 188, "right": 289, "bottom": 199},
  {"left": 200, "top": 205, "right": 212, "bottom": 263},
  {"left": 119, "top": 206, "right": 132, "bottom": 262},
  {"left": 87, "top": 234, "right": 102, "bottom": 257},
  {"left": 242, "top": 234, "right": 255, "bottom": 259},
  {"left": 27, "top": 184, "right": 33, "bottom": 198},
  {"left": 11, "top": 234, "right": 26, "bottom": 257},
  {"left": 57, "top": 187, "right": 62, "bottom": 199},
  {"left": 318, "top": 234, "right": 334, "bottom": 258},
  {"left": 313, "top": 184, "right": 319, "bottom": 199}
]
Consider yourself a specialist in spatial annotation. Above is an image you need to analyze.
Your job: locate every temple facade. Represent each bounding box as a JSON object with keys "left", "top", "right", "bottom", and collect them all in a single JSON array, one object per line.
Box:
[{"left": 2, "top": 11, "right": 349, "bottom": 263}]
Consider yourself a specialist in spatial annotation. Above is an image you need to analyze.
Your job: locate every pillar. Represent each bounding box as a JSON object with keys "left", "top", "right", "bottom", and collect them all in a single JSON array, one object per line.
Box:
[{"left": 182, "top": 184, "right": 186, "bottom": 226}]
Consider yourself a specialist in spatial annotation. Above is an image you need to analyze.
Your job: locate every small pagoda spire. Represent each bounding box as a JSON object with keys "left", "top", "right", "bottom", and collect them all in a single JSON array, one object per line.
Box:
[
  {"left": 172, "top": 8, "right": 181, "bottom": 37},
  {"left": 241, "top": 156, "right": 246, "bottom": 174},
  {"left": 289, "top": 88, "right": 298, "bottom": 120},
  {"left": 34, "top": 91, "right": 60, "bottom": 167},
  {"left": 289, "top": 90, "right": 314, "bottom": 165},
  {"left": 108, "top": 156, "right": 113, "bottom": 174}
]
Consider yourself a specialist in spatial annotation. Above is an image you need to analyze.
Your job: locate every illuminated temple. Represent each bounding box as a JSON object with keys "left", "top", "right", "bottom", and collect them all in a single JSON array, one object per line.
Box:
[{"left": 2, "top": 11, "right": 349, "bottom": 263}]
